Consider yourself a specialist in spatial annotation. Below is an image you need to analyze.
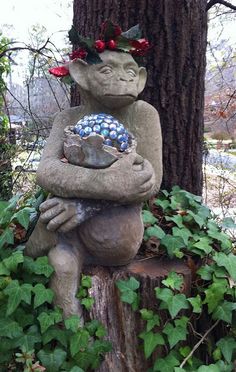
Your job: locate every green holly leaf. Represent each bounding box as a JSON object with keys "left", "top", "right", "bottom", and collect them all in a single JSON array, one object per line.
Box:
[
  {"left": 214, "top": 253, "right": 236, "bottom": 281},
  {"left": 163, "top": 317, "right": 188, "bottom": 349},
  {"left": 217, "top": 337, "right": 236, "bottom": 363},
  {"left": 139, "top": 331, "right": 165, "bottom": 359},
  {"left": 161, "top": 235, "right": 185, "bottom": 258},
  {"left": 172, "top": 227, "right": 192, "bottom": 245},
  {"left": 0, "top": 228, "right": 14, "bottom": 249},
  {"left": 121, "top": 24, "right": 142, "bottom": 40},
  {"left": 70, "top": 329, "right": 90, "bottom": 357},
  {"left": 33, "top": 256, "right": 54, "bottom": 277},
  {"left": 212, "top": 301, "right": 236, "bottom": 323},
  {"left": 4, "top": 280, "right": 32, "bottom": 315},
  {"left": 145, "top": 225, "right": 165, "bottom": 239},
  {"left": 203, "top": 279, "right": 228, "bottom": 313},
  {"left": 3, "top": 251, "right": 24, "bottom": 272},
  {"left": 65, "top": 315, "right": 81, "bottom": 333},
  {"left": 154, "top": 351, "right": 180, "bottom": 371},
  {"left": 0, "top": 318, "right": 23, "bottom": 338},
  {"left": 188, "top": 295, "right": 202, "bottom": 313},
  {"left": 33, "top": 283, "right": 54, "bottom": 308},
  {"left": 142, "top": 210, "right": 158, "bottom": 225},
  {"left": 37, "top": 348, "right": 67, "bottom": 372},
  {"left": 162, "top": 271, "right": 184, "bottom": 291}
]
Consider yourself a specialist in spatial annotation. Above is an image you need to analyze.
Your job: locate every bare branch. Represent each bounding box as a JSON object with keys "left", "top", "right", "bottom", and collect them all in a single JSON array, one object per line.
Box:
[{"left": 206, "top": 0, "right": 236, "bottom": 11}]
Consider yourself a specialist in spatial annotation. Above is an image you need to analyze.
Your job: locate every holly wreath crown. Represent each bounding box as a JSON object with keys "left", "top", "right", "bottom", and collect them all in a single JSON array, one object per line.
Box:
[{"left": 49, "top": 20, "right": 150, "bottom": 78}]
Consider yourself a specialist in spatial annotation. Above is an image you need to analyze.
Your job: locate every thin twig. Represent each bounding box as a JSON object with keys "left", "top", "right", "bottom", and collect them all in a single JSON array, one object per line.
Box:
[{"left": 180, "top": 319, "right": 220, "bottom": 368}]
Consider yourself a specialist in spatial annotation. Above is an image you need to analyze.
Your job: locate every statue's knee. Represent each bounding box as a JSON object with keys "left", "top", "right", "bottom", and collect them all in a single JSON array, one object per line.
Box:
[
  {"left": 48, "top": 246, "right": 80, "bottom": 275},
  {"left": 79, "top": 205, "right": 144, "bottom": 265}
]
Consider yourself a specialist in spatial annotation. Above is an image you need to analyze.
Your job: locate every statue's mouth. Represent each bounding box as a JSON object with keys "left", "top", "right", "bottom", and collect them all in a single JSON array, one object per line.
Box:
[{"left": 104, "top": 94, "right": 135, "bottom": 98}]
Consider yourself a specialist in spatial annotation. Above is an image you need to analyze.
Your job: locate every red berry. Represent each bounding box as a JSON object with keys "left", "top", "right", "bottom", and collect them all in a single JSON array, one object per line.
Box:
[
  {"left": 107, "top": 40, "right": 117, "bottom": 50},
  {"left": 94, "top": 40, "right": 105, "bottom": 53}
]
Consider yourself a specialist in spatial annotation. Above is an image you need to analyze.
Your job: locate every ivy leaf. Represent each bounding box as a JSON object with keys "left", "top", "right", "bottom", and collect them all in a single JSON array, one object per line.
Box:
[
  {"left": 213, "top": 253, "right": 236, "bottom": 281},
  {"left": 0, "top": 318, "right": 23, "bottom": 338},
  {"left": 33, "top": 283, "right": 54, "bottom": 308},
  {"left": 42, "top": 328, "right": 68, "bottom": 348},
  {"left": 187, "top": 210, "right": 205, "bottom": 228},
  {"left": 4, "top": 280, "right": 32, "bottom": 315},
  {"left": 81, "top": 275, "right": 92, "bottom": 288},
  {"left": 208, "top": 230, "right": 232, "bottom": 251},
  {"left": 216, "top": 337, "right": 236, "bottom": 363},
  {"left": 163, "top": 317, "right": 188, "bottom": 349},
  {"left": 0, "top": 262, "right": 10, "bottom": 275},
  {"left": 116, "top": 277, "right": 140, "bottom": 291},
  {"left": 37, "top": 348, "right": 67, "bottom": 372},
  {"left": 145, "top": 225, "right": 165, "bottom": 239},
  {"left": 3, "top": 250, "right": 24, "bottom": 272},
  {"left": 203, "top": 279, "right": 228, "bottom": 313},
  {"left": 193, "top": 237, "right": 213, "bottom": 254},
  {"left": 154, "top": 198, "right": 170, "bottom": 210},
  {"left": 65, "top": 315, "right": 81, "bottom": 332},
  {"left": 172, "top": 227, "right": 192, "bottom": 245},
  {"left": 81, "top": 297, "right": 94, "bottom": 310},
  {"left": 140, "top": 309, "right": 160, "bottom": 331},
  {"left": 188, "top": 295, "right": 202, "bottom": 313},
  {"left": 37, "top": 309, "right": 62, "bottom": 333},
  {"left": 0, "top": 228, "right": 14, "bottom": 249},
  {"left": 197, "top": 265, "right": 214, "bottom": 280},
  {"left": 160, "top": 235, "right": 185, "bottom": 258},
  {"left": 142, "top": 210, "right": 158, "bottom": 225},
  {"left": 197, "top": 365, "right": 221, "bottom": 372},
  {"left": 12, "top": 208, "right": 30, "bottom": 229},
  {"left": 162, "top": 271, "right": 184, "bottom": 291},
  {"left": 154, "top": 351, "right": 180, "bottom": 371},
  {"left": 156, "top": 288, "right": 189, "bottom": 318},
  {"left": 69, "top": 367, "right": 85, "bottom": 372},
  {"left": 220, "top": 217, "right": 236, "bottom": 229},
  {"left": 15, "top": 325, "right": 41, "bottom": 350},
  {"left": 33, "top": 256, "right": 54, "bottom": 277},
  {"left": 212, "top": 301, "right": 236, "bottom": 323},
  {"left": 70, "top": 329, "right": 90, "bottom": 357},
  {"left": 139, "top": 331, "right": 165, "bottom": 359},
  {"left": 165, "top": 215, "right": 184, "bottom": 228}
]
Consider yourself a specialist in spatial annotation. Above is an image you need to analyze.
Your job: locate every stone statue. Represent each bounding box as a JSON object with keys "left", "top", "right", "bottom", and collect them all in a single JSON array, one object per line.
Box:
[{"left": 25, "top": 22, "right": 162, "bottom": 319}]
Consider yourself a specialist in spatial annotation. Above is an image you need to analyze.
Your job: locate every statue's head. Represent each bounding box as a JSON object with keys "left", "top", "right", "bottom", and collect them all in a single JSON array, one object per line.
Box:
[
  {"left": 69, "top": 50, "right": 147, "bottom": 109},
  {"left": 49, "top": 21, "right": 150, "bottom": 108}
]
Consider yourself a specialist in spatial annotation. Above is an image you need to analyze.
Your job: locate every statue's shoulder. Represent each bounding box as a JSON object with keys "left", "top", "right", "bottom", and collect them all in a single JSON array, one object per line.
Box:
[{"left": 133, "top": 100, "right": 160, "bottom": 120}]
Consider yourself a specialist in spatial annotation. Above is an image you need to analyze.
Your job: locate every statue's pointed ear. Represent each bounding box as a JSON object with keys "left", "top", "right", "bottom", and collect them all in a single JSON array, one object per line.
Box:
[
  {"left": 138, "top": 67, "right": 147, "bottom": 94},
  {"left": 69, "top": 59, "right": 89, "bottom": 91}
]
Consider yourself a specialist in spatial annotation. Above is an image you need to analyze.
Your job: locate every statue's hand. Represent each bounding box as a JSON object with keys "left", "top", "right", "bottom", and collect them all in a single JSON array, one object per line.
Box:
[
  {"left": 98, "top": 152, "right": 156, "bottom": 203},
  {"left": 39, "top": 197, "right": 80, "bottom": 233}
]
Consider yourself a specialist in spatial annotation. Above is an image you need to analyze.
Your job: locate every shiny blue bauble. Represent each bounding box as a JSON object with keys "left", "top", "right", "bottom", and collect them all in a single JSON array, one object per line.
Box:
[
  {"left": 79, "top": 129, "right": 86, "bottom": 137},
  {"left": 109, "top": 123, "right": 117, "bottom": 131},
  {"left": 84, "top": 126, "right": 92, "bottom": 135},
  {"left": 109, "top": 130, "right": 117, "bottom": 140},
  {"left": 93, "top": 124, "right": 101, "bottom": 133},
  {"left": 101, "top": 122, "right": 109, "bottom": 130},
  {"left": 116, "top": 125, "right": 125, "bottom": 134},
  {"left": 100, "top": 129, "right": 110, "bottom": 137},
  {"left": 117, "top": 134, "right": 127, "bottom": 143},
  {"left": 120, "top": 142, "right": 128, "bottom": 151},
  {"left": 104, "top": 138, "right": 113, "bottom": 146}
]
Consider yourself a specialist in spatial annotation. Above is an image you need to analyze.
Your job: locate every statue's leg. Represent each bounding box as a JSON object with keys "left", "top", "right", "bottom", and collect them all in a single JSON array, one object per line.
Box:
[
  {"left": 48, "top": 232, "right": 84, "bottom": 319},
  {"left": 78, "top": 204, "right": 144, "bottom": 266}
]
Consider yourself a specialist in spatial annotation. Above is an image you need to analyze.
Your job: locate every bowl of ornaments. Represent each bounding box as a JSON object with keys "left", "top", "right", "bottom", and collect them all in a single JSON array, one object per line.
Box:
[{"left": 64, "top": 113, "right": 136, "bottom": 169}]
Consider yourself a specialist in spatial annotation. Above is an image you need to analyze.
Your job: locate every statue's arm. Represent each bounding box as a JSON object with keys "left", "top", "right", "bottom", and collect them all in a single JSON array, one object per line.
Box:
[
  {"left": 133, "top": 101, "right": 163, "bottom": 193},
  {"left": 36, "top": 109, "right": 155, "bottom": 203}
]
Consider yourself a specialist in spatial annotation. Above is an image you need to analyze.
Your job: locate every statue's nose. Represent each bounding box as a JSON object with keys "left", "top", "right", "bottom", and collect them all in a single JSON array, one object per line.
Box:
[{"left": 117, "top": 72, "right": 134, "bottom": 82}]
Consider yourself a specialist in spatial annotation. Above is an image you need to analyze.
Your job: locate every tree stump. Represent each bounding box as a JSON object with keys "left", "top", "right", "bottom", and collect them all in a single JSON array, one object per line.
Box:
[{"left": 84, "top": 257, "right": 191, "bottom": 372}]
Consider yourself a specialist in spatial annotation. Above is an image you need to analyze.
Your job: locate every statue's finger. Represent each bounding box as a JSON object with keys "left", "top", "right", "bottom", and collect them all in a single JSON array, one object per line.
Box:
[
  {"left": 46, "top": 211, "right": 73, "bottom": 231},
  {"left": 58, "top": 216, "right": 79, "bottom": 233},
  {"left": 40, "top": 203, "right": 65, "bottom": 223},
  {"left": 39, "top": 198, "right": 60, "bottom": 213}
]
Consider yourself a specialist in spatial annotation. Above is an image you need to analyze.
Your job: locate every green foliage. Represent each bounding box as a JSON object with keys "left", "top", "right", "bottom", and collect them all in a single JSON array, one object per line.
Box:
[
  {"left": 0, "top": 191, "right": 111, "bottom": 371},
  {"left": 116, "top": 186, "right": 236, "bottom": 371}
]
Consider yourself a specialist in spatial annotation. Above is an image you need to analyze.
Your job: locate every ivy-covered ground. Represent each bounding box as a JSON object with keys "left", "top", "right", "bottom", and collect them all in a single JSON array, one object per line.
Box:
[{"left": 0, "top": 186, "right": 236, "bottom": 371}]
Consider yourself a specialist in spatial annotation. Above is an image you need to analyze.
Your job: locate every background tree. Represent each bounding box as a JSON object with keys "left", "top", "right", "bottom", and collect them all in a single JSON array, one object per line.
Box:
[{"left": 71, "top": 0, "right": 236, "bottom": 195}]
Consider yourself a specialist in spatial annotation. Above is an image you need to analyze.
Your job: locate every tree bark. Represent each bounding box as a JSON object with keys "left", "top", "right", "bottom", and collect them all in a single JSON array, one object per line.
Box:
[
  {"left": 71, "top": 0, "right": 208, "bottom": 195},
  {"left": 84, "top": 258, "right": 192, "bottom": 372}
]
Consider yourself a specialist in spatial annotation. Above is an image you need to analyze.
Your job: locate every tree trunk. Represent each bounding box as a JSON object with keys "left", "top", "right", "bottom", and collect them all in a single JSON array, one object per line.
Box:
[
  {"left": 84, "top": 258, "right": 191, "bottom": 372},
  {"left": 71, "top": 0, "right": 208, "bottom": 195}
]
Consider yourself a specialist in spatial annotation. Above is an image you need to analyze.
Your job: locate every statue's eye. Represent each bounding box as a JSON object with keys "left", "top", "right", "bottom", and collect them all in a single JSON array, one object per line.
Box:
[
  {"left": 100, "top": 67, "right": 113, "bottom": 74},
  {"left": 127, "top": 69, "right": 136, "bottom": 77}
]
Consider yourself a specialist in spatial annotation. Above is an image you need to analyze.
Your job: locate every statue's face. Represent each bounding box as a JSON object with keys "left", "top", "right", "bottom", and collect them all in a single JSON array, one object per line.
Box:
[{"left": 86, "top": 51, "right": 146, "bottom": 108}]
